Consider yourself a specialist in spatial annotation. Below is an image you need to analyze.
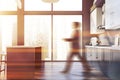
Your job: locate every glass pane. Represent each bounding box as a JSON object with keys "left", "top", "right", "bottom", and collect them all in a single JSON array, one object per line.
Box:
[
  {"left": 0, "top": 0, "right": 17, "bottom": 11},
  {"left": 25, "top": 0, "right": 51, "bottom": 11},
  {"left": 0, "top": 15, "right": 17, "bottom": 53},
  {"left": 24, "top": 15, "right": 51, "bottom": 60},
  {"left": 53, "top": 0, "right": 82, "bottom": 11},
  {"left": 53, "top": 15, "right": 82, "bottom": 60}
]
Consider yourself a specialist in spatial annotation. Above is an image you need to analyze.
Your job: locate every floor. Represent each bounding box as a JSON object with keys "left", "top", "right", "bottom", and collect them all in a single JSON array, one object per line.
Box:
[
  {"left": 35, "top": 62, "right": 110, "bottom": 80},
  {"left": 0, "top": 61, "right": 111, "bottom": 80}
]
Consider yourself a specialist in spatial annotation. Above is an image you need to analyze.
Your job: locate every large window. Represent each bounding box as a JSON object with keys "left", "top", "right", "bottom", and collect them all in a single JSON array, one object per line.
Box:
[
  {"left": 24, "top": 15, "right": 82, "bottom": 61},
  {"left": 53, "top": 15, "right": 82, "bottom": 60},
  {"left": 24, "top": 0, "right": 82, "bottom": 11},
  {"left": 0, "top": 15, "right": 17, "bottom": 53},
  {"left": 0, "top": 0, "right": 17, "bottom": 11},
  {"left": 24, "top": 15, "right": 51, "bottom": 60},
  {"left": 53, "top": 0, "right": 82, "bottom": 11},
  {"left": 24, "top": 0, "right": 51, "bottom": 11},
  {"left": 0, "top": 0, "right": 83, "bottom": 61},
  {"left": 24, "top": 0, "right": 82, "bottom": 60}
]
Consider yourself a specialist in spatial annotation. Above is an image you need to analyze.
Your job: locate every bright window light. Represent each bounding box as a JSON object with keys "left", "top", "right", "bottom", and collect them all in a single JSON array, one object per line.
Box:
[
  {"left": 53, "top": 0, "right": 82, "bottom": 11},
  {"left": 24, "top": 0, "right": 51, "bottom": 11},
  {"left": 0, "top": 0, "right": 17, "bottom": 11},
  {"left": 0, "top": 16, "right": 17, "bottom": 53}
]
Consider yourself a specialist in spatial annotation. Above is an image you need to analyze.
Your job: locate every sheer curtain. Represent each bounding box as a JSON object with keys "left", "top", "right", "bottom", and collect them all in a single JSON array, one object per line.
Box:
[
  {"left": 24, "top": 15, "right": 51, "bottom": 60},
  {"left": 0, "top": 15, "right": 17, "bottom": 54},
  {"left": 24, "top": 15, "right": 82, "bottom": 60},
  {"left": 53, "top": 15, "right": 82, "bottom": 60},
  {"left": 53, "top": 0, "right": 82, "bottom": 11},
  {"left": 0, "top": 0, "right": 17, "bottom": 11}
]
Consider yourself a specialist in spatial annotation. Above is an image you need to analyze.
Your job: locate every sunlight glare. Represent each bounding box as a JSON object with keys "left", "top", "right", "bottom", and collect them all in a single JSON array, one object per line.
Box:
[
  {"left": 0, "top": 0, "right": 17, "bottom": 11},
  {"left": 0, "top": 16, "right": 17, "bottom": 53}
]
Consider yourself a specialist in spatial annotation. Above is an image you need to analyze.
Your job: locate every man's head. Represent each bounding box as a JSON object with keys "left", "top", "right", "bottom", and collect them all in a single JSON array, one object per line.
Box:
[{"left": 72, "top": 22, "right": 81, "bottom": 29}]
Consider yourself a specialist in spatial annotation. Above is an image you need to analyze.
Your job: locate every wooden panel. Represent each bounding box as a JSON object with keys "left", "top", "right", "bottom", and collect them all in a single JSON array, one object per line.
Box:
[{"left": 7, "top": 46, "right": 42, "bottom": 79}]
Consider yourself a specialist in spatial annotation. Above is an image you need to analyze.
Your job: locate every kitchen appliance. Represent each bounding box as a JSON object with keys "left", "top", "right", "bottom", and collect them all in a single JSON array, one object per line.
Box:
[{"left": 90, "top": 37, "right": 98, "bottom": 46}]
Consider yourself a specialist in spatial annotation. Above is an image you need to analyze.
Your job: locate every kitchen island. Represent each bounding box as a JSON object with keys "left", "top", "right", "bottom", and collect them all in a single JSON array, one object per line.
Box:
[{"left": 7, "top": 46, "right": 42, "bottom": 79}]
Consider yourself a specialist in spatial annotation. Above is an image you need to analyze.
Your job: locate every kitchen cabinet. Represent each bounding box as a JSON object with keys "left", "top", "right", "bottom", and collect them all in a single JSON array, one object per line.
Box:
[
  {"left": 85, "top": 46, "right": 102, "bottom": 70},
  {"left": 108, "top": 49, "right": 120, "bottom": 80},
  {"left": 85, "top": 46, "right": 120, "bottom": 80},
  {"left": 90, "top": 0, "right": 105, "bottom": 34},
  {"left": 105, "top": 0, "right": 120, "bottom": 29},
  {"left": 90, "top": 7, "right": 102, "bottom": 34},
  {"left": 99, "top": 48, "right": 111, "bottom": 76},
  {"left": 85, "top": 46, "right": 94, "bottom": 61},
  {"left": 85, "top": 46, "right": 96, "bottom": 67},
  {"left": 92, "top": 47, "right": 102, "bottom": 70},
  {"left": 85, "top": 46, "right": 103, "bottom": 61}
]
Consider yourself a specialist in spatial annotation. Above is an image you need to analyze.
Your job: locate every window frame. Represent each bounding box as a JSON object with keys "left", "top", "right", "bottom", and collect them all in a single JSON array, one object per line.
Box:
[{"left": 0, "top": 0, "right": 83, "bottom": 61}]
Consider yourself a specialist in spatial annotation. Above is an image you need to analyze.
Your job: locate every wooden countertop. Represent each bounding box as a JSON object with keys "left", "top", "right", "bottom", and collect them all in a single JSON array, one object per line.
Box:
[{"left": 7, "top": 46, "right": 41, "bottom": 48}]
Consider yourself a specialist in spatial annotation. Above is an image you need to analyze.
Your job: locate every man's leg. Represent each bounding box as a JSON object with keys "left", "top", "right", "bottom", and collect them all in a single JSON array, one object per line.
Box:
[{"left": 61, "top": 52, "right": 74, "bottom": 73}]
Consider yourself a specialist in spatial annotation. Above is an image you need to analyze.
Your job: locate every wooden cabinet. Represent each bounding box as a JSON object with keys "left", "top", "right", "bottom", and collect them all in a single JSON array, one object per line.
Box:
[{"left": 7, "top": 46, "right": 42, "bottom": 80}]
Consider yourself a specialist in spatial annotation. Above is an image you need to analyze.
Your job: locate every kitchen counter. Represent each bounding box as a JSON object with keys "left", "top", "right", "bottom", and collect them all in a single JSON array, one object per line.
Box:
[
  {"left": 85, "top": 45, "right": 120, "bottom": 80},
  {"left": 7, "top": 46, "right": 42, "bottom": 79},
  {"left": 7, "top": 45, "right": 41, "bottom": 48},
  {"left": 85, "top": 45, "right": 120, "bottom": 50}
]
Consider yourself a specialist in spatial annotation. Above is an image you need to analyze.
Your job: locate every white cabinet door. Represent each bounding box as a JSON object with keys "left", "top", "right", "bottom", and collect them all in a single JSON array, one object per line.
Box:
[
  {"left": 86, "top": 47, "right": 93, "bottom": 61},
  {"left": 90, "top": 8, "right": 102, "bottom": 34},
  {"left": 105, "top": 0, "right": 120, "bottom": 29}
]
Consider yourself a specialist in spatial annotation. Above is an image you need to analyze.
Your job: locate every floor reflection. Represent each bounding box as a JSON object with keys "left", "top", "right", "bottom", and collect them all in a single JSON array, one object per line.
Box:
[
  {"left": 0, "top": 62, "right": 110, "bottom": 80},
  {"left": 43, "top": 62, "right": 110, "bottom": 80}
]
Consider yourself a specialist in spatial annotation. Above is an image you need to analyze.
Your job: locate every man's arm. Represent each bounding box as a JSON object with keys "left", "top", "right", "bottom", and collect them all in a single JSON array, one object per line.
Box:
[{"left": 63, "top": 30, "right": 80, "bottom": 42}]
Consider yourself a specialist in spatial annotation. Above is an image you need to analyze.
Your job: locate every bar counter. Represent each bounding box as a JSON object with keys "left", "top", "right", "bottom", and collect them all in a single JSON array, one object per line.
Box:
[{"left": 7, "top": 46, "right": 42, "bottom": 79}]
